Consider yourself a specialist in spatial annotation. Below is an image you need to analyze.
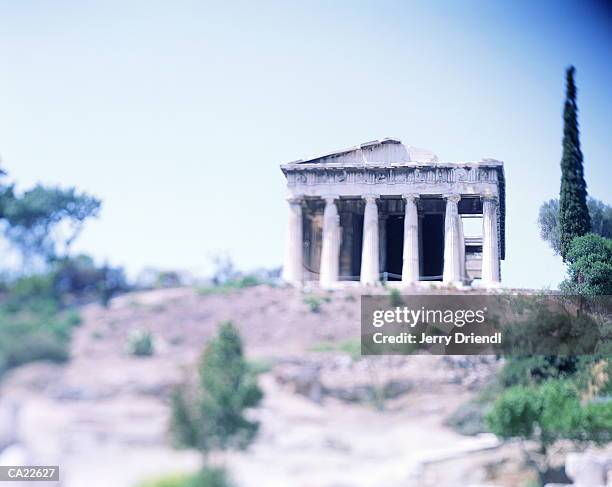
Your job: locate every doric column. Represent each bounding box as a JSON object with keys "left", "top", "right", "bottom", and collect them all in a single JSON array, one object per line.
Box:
[
  {"left": 457, "top": 212, "right": 465, "bottom": 283},
  {"left": 402, "top": 194, "right": 419, "bottom": 284},
  {"left": 360, "top": 195, "right": 380, "bottom": 285},
  {"left": 443, "top": 194, "right": 462, "bottom": 285},
  {"left": 481, "top": 196, "right": 501, "bottom": 285},
  {"left": 282, "top": 196, "right": 303, "bottom": 285},
  {"left": 319, "top": 196, "right": 340, "bottom": 287}
]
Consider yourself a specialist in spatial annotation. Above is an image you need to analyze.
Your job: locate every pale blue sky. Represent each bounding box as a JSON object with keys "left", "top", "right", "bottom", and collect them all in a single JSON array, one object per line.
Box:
[{"left": 0, "top": 0, "right": 610, "bottom": 287}]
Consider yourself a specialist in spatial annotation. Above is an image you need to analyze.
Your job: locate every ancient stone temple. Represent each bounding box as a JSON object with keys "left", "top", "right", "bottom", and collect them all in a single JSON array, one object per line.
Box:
[{"left": 280, "top": 138, "right": 505, "bottom": 288}]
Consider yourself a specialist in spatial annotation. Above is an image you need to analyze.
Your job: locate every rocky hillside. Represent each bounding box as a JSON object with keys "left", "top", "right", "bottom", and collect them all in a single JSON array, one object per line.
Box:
[{"left": 0, "top": 285, "right": 532, "bottom": 487}]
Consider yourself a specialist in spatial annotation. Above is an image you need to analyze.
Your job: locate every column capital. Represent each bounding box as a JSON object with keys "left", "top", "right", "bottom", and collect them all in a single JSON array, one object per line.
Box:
[
  {"left": 323, "top": 195, "right": 339, "bottom": 204},
  {"left": 481, "top": 194, "right": 498, "bottom": 203},
  {"left": 286, "top": 195, "right": 303, "bottom": 205},
  {"left": 363, "top": 194, "right": 379, "bottom": 204},
  {"left": 444, "top": 193, "right": 461, "bottom": 203},
  {"left": 402, "top": 193, "right": 419, "bottom": 202}
]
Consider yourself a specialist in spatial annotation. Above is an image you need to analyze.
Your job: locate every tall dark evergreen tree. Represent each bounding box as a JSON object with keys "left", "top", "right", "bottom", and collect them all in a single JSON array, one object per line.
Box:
[{"left": 558, "top": 66, "right": 591, "bottom": 260}]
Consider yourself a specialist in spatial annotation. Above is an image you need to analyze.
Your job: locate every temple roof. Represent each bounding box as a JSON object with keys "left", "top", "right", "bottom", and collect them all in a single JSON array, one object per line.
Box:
[{"left": 286, "top": 138, "right": 439, "bottom": 165}]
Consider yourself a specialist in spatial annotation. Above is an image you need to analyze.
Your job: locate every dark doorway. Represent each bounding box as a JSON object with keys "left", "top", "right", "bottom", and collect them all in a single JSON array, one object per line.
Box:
[
  {"left": 385, "top": 215, "right": 404, "bottom": 280},
  {"left": 421, "top": 214, "right": 444, "bottom": 280},
  {"left": 351, "top": 216, "right": 363, "bottom": 278}
]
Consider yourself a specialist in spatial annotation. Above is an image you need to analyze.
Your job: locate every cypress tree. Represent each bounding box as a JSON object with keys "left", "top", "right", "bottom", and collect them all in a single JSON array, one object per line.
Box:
[{"left": 558, "top": 66, "right": 591, "bottom": 260}]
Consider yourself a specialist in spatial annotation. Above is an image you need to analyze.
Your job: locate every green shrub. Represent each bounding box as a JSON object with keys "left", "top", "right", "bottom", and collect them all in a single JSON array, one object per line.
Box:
[
  {"left": 1, "top": 258, "right": 128, "bottom": 310},
  {"left": 235, "top": 275, "right": 259, "bottom": 288},
  {"left": 0, "top": 308, "right": 81, "bottom": 371},
  {"left": 389, "top": 288, "right": 403, "bottom": 307},
  {"left": 309, "top": 339, "right": 361, "bottom": 360},
  {"left": 171, "top": 322, "right": 262, "bottom": 455},
  {"left": 187, "top": 468, "right": 234, "bottom": 487},
  {"left": 487, "top": 379, "right": 612, "bottom": 479},
  {"left": 126, "top": 329, "right": 155, "bottom": 356},
  {"left": 137, "top": 468, "right": 234, "bottom": 487},
  {"left": 137, "top": 473, "right": 189, "bottom": 487},
  {"left": 196, "top": 275, "right": 261, "bottom": 296},
  {"left": 3, "top": 273, "right": 58, "bottom": 313},
  {"left": 575, "top": 400, "right": 612, "bottom": 443},
  {"left": 561, "top": 233, "right": 612, "bottom": 296},
  {"left": 487, "top": 384, "right": 543, "bottom": 440},
  {"left": 499, "top": 356, "right": 587, "bottom": 388},
  {"left": 303, "top": 296, "right": 321, "bottom": 313}
]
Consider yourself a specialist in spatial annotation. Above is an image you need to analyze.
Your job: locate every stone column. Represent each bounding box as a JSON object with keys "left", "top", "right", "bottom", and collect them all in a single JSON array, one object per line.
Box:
[
  {"left": 402, "top": 194, "right": 419, "bottom": 284},
  {"left": 481, "top": 196, "right": 500, "bottom": 285},
  {"left": 319, "top": 196, "right": 340, "bottom": 287},
  {"left": 360, "top": 195, "right": 380, "bottom": 285},
  {"left": 457, "top": 213, "right": 465, "bottom": 283},
  {"left": 443, "top": 194, "right": 462, "bottom": 285},
  {"left": 282, "top": 196, "right": 303, "bottom": 285}
]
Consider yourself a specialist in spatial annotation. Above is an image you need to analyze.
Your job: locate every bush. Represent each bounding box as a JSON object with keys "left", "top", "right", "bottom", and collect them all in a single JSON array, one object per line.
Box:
[
  {"left": 499, "top": 356, "right": 587, "bottom": 388},
  {"left": 487, "top": 384, "right": 543, "bottom": 440},
  {"left": 1, "top": 257, "right": 128, "bottom": 310},
  {"left": 171, "top": 322, "right": 262, "bottom": 455},
  {"left": 303, "top": 296, "right": 321, "bottom": 313},
  {"left": 309, "top": 339, "right": 361, "bottom": 360},
  {"left": 389, "top": 288, "right": 403, "bottom": 307},
  {"left": 196, "top": 274, "right": 261, "bottom": 296},
  {"left": 137, "top": 468, "right": 234, "bottom": 487},
  {"left": 138, "top": 473, "right": 190, "bottom": 487},
  {"left": 0, "top": 268, "right": 86, "bottom": 378},
  {"left": 126, "top": 329, "right": 155, "bottom": 356},
  {"left": 561, "top": 233, "right": 612, "bottom": 296},
  {"left": 487, "top": 379, "right": 612, "bottom": 479},
  {"left": 187, "top": 468, "right": 234, "bottom": 487},
  {"left": 2, "top": 273, "right": 59, "bottom": 313},
  {"left": 0, "top": 308, "right": 80, "bottom": 370}
]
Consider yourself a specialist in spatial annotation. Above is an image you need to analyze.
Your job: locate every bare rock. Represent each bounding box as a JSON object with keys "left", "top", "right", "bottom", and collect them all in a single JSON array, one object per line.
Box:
[
  {"left": 566, "top": 451, "right": 611, "bottom": 487},
  {"left": 274, "top": 362, "right": 323, "bottom": 403}
]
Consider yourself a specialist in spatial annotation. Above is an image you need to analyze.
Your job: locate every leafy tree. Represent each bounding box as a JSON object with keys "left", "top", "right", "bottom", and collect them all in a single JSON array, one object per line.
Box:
[
  {"left": 538, "top": 199, "right": 562, "bottom": 254},
  {"left": 558, "top": 66, "right": 591, "bottom": 260},
  {"left": 2, "top": 184, "right": 100, "bottom": 266},
  {"left": 171, "top": 321, "right": 263, "bottom": 462},
  {"left": 487, "top": 380, "right": 612, "bottom": 481},
  {"left": 538, "top": 197, "right": 612, "bottom": 254},
  {"left": 52, "top": 256, "right": 127, "bottom": 306},
  {"left": 560, "top": 233, "right": 612, "bottom": 296},
  {"left": 589, "top": 198, "right": 612, "bottom": 240}
]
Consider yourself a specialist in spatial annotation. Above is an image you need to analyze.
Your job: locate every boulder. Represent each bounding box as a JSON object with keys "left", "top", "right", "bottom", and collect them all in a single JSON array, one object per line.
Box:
[
  {"left": 274, "top": 362, "right": 323, "bottom": 403},
  {"left": 566, "top": 451, "right": 610, "bottom": 487}
]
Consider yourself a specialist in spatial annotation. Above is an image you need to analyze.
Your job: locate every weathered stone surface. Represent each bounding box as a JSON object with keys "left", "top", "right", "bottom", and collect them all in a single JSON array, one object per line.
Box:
[
  {"left": 565, "top": 451, "right": 611, "bottom": 487},
  {"left": 273, "top": 362, "right": 323, "bottom": 403}
]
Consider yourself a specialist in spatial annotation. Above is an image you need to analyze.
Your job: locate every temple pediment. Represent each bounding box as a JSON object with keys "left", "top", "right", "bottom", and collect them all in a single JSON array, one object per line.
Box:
[{"left": 287, "top": 138, "right": 439, "bottom": 166}]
